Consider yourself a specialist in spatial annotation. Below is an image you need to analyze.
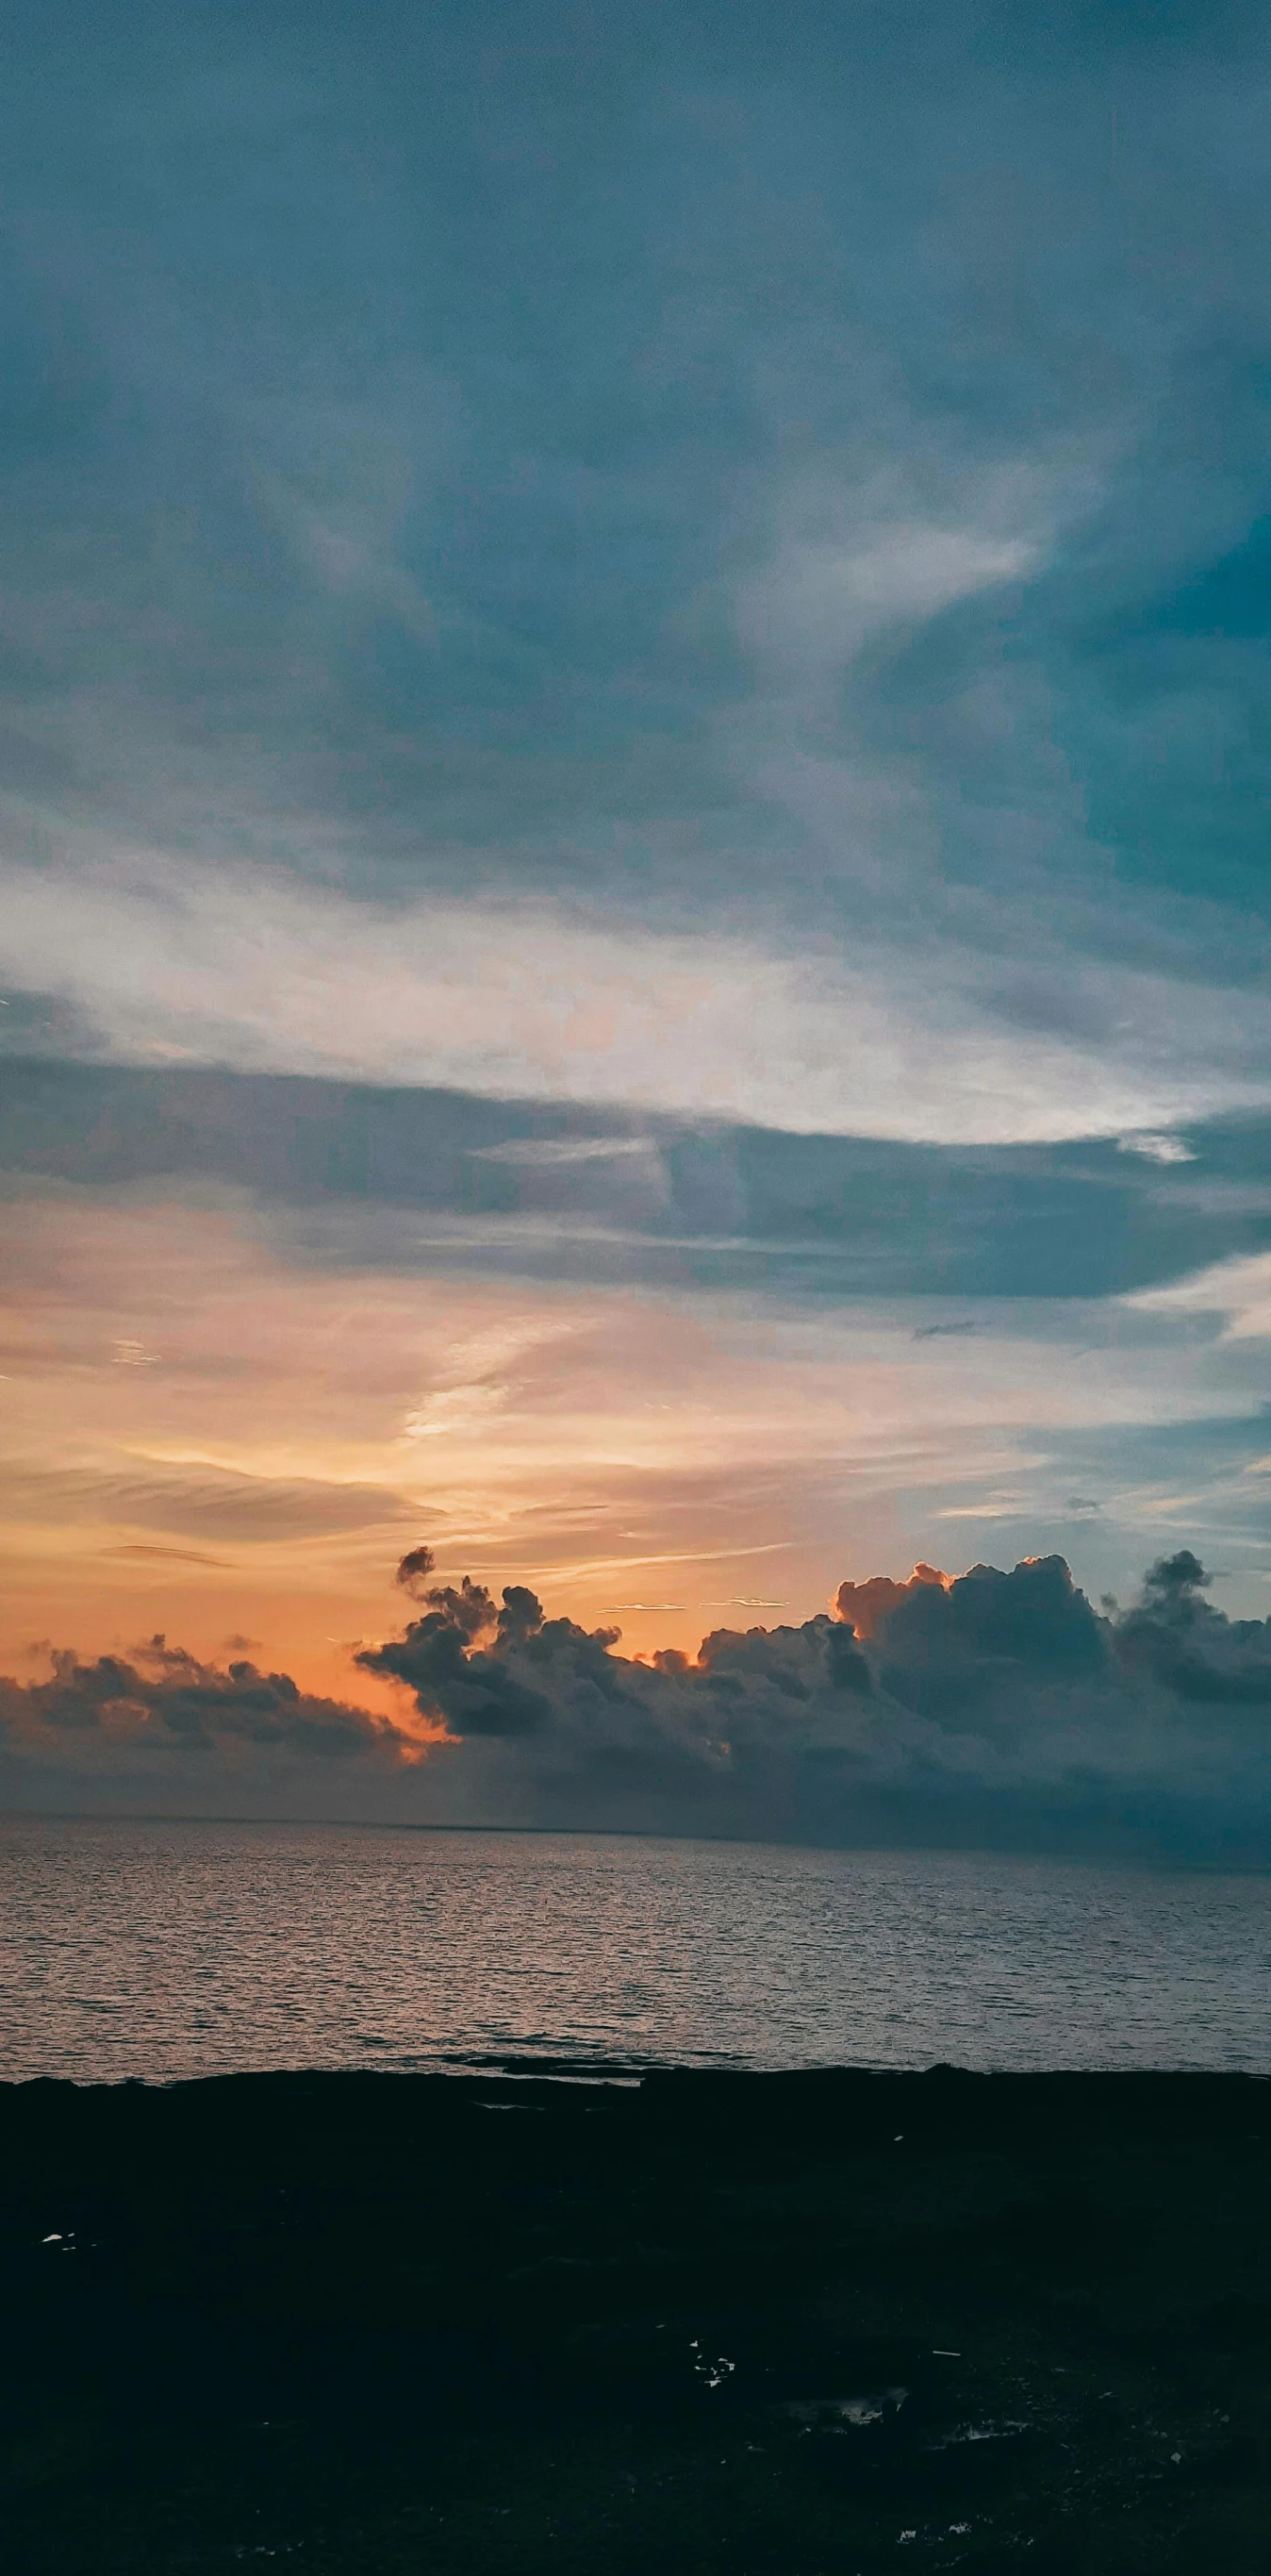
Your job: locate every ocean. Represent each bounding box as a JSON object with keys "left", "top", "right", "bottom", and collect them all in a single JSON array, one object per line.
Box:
[{"left": 2, "top": 1816, "right": 1268, "bottom": 2084}]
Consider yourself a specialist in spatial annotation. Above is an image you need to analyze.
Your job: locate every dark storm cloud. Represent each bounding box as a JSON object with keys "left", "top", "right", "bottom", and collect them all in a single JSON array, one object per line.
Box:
[
  {"left": 343, "top": 1549, "right": 1271, "bottom": 1855},
  {"left": 395, "top": 1543, "right": 437, "bottom": 1597},
  {"left": 357, "top": 1565, "right": 565, "bottom": 1735},
  {"left": 833, "top": 1563, "right": 948, "bottom": 1640},
  {"left": 872, "top": 1554, "right": 1108, "bottom": 1725},
  {"left": 1112, "top": 1550, "right": 1271, "bottom": 1707},
  {"left": 0, "top": 1637, "right": 416, "bottom": 1762},
  {"left": 8, "top": 1547, "right": 1271, "bottom": 1848},
  {"left": 357, "top": 1620, "right": 553, "bottom": 1738}
]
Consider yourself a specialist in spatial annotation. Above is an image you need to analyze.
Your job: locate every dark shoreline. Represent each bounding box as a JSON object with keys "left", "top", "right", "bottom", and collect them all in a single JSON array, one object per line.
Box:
[{"left": 4, "top": 2065, "right": 1270, "bottom": 2572}]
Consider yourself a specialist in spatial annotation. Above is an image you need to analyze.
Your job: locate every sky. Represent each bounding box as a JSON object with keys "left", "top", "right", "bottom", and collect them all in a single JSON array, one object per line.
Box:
[{"left": 2, "top": 0, "right": 1271, "bottom": 1847}]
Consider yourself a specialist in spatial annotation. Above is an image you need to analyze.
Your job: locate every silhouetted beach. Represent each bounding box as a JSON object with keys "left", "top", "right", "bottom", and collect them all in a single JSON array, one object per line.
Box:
[{"left": 4, "top": 2064, "right": 1269, "bottom": 2572}]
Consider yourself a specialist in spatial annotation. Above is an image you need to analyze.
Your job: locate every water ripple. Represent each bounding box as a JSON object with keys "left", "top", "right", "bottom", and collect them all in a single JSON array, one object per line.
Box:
[{"left": 2, "top": 1820, "right": 1268, "bottom": 2083}]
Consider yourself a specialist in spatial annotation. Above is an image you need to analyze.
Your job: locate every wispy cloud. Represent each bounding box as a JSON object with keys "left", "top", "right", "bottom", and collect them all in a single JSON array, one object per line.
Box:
[
  {"left": 3, "top": 0, "right": 1271, "bottom": 1746},
  {"left": 4, "top": 854, "right": 1269, "bottom": 1144},
  {"left": 1127, "top": 1252, "right": 1271, "bottom": 1341},
  {"left": 734, "top": 510, "right": 1039, "bottom": 694}
]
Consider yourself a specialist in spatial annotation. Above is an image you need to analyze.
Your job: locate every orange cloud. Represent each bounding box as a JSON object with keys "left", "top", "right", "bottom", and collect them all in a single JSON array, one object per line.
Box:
[{"left": 832, "top": 1561, "right": 950, "bottom": 1639}]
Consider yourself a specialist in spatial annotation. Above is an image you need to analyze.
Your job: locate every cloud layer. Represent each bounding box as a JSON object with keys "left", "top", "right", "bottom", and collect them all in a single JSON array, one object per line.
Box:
[
  {"left": 2, "top": 3, "right": 1271, "bottom": 1803},
  {"left": 3, "top": 4, "right": 1271, "bottom": 1152},
  {"left": 10, "top": 1543, "right": 1269, "bottom": 1857},
  {"left": 0, "top": 1634, "right": 421, "bottom": 1769},
  {"left": 355, "top": 1545, "right": 1271, "bottom": 1853},
  {"left": 6, "top": 856, "right": 1267, "bottom": 1145}
]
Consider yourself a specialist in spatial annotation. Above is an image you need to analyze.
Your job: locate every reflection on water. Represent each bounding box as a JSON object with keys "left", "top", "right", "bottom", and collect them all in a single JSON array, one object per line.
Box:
[{"left": 1, "top": 1818, "right": 1269, "bottom": 2083}]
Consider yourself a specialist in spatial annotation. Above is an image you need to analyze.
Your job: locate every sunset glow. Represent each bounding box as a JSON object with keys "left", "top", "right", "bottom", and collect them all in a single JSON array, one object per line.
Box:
[{"left": 1, "top": 0, "right": 1270, "bottom": 1844}]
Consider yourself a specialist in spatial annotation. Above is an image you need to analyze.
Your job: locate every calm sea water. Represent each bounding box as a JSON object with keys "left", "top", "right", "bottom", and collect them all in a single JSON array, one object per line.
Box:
[{"left": 2, "top": 1818, "right": 1269, "bottom": 2084}]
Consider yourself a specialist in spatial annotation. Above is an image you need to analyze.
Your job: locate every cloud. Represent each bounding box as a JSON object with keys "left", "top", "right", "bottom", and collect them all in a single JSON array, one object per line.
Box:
[
  {"left": 1117, "top": 1133, "right": 1197, "bottom": 1166},
  {"left": 734, "top": 517, "right": 1037, "bottom": 692},
  {"left": 3, "top": 854, "right": 1269, "bottom": 1146},
  {"left": 395, "top": 1543, "right": 437, "bottom": 1598},
  {"left": 356, "top": 1562, "right": 562, "bottom": 1734},
  {"left": 0, "top": 1, "right": 1269, "bottom": 1187},
  {"left": 833, "top": 1563, "right": 949, "bottom": 1640},
  {"left": 3, "top": 1061, "right": 1266, "bottom": 1319},
  {"left": 105, "top": 1542, "right": 230, "bottom": 1567},
  {"left": 5, "top": 1176, "right": 1269, "bottom": 1655},
  {"left": 0, "top": 1637, "right": 420, "bottom": 1765},
  {"left": 1111, "top": 1549, "right": 1271, "bottom": 1709},
  {"left": 1127, "top": 1251, "right": 1271, "bottom": 1340},
  {"left": 3, "top": 12, "right": 1271, "bottom": 1822},
  {"left": 8, "top": 1546, "right": 1271, "bottom": 1850},
  {"left": 0, "top": 1458, "right": 412, "bottom": 1544},
  {"left": 339, "top": 1544, "right": 1271, "bottom": 1852},
  {"left": 469, "top": 1136, "right": 659, "bottom": 1168}
]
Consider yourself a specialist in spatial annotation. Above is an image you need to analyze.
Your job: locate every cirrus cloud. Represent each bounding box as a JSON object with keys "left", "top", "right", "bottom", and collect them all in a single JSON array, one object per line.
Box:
[{"left": 3, "top": 855, "right": 1269, "bottom": 1147}]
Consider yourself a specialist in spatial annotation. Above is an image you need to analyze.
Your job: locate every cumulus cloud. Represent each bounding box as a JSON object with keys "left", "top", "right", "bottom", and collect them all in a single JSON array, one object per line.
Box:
[
  {"left": 395, "top": 1543, "right": 437, "bottom": 1599},
  {"left": 346, "top": 1545, "right": 1271, "bottom": 1853},
  {"left": 0, "top": 1637, "right": 420, "bottom": 1766},
  {"left": 8, "top": 1547, "right": 1271, "bottom": 1853},
  {"left": 1111, "top": 1551, "right": 1271, "bottom": 1709},
  {"left": 833, "top": 1563, "right": 949, "bottom": 1640},
  {"left": 357, "top": 1571, "right": 567, "bottom": 1735}
]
